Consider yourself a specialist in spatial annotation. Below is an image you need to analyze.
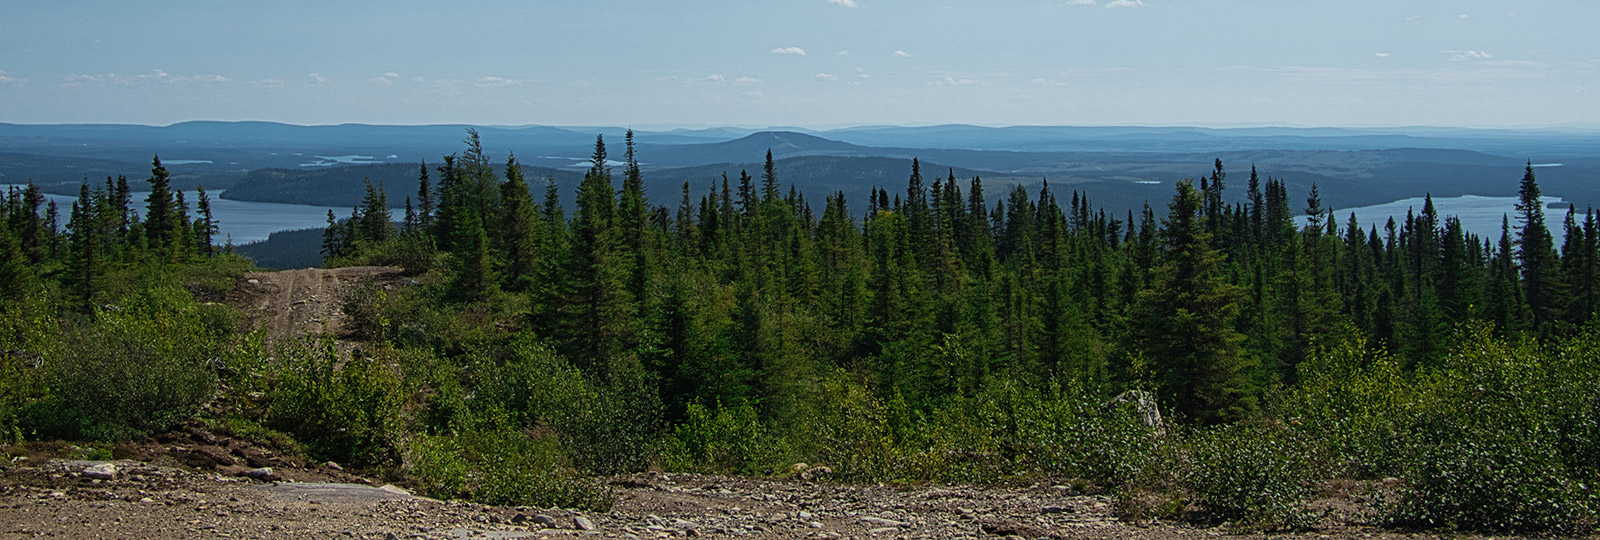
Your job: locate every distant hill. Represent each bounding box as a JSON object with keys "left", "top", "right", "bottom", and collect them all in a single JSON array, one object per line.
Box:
[
  {"left": 7, "top": 121, "right": 1600, "bottom": 215},
  {"left": 234, "top": 228, "right": 325, "bottom": 270},
  {"left": 223, "top": 162, "right": 585, "bottom": 207}
]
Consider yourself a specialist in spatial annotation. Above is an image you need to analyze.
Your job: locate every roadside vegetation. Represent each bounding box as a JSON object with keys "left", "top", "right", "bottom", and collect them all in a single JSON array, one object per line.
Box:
[{"left": 3, "top": 132, "right": 1598, "bottom": 533}]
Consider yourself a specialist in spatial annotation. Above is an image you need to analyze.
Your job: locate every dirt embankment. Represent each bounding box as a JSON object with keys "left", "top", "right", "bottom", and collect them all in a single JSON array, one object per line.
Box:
[{"left": 231, "top": 266, "right": 400, "bottom": 343}]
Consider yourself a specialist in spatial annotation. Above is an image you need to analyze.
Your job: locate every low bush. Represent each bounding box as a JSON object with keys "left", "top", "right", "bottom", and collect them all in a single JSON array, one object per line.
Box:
[
  {"left": 661, "top": 401, "right": 786, "bottom": 475},
  {"left": 1184, "top": 422, "right": 1318, "bottom": 529},
  {"left": 265, "top": 339, "right": 403, "bottom": 467},
  {"left": 406, "top": 427, "right": 612, "bottom": 511},
  {"left": 31, "top": 286, "right": 221, "bottom": 440}
]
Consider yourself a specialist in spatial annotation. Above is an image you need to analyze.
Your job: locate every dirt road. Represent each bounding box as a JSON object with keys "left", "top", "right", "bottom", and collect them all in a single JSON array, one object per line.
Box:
[{"left": 233, "top": 266, "right": 399, "bottom": 343}]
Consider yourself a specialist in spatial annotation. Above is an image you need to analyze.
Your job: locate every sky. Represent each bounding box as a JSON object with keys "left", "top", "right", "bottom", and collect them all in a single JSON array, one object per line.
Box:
[{"left": 2, "top": 0, "right": 1597, "bottom": 128}]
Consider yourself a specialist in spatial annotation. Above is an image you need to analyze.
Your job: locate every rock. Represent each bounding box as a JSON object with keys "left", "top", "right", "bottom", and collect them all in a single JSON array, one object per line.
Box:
[
  {"left": 798, "top": 510, "right": 814, "bottom": 519},
  {"left": 138, "top": 497, "right": 155, "bottom": 504},
  {"left": 809, "top": 521, "right": 824, "bottom": 529},
  {"left": 787, "top": 462, "right": 809, "bottom": 474},
  {"left": 83, "top": 463, "right": 116, "bottom": 480},
  {"left": 574, "top": 516, "right": 596, "bottom": 531},
  {"left": 800, "top": 466, "right": 833, "bottom": 481},
  {"left": 325, "top": 461, "right": 343, "bottom": 471},
  {"left": 532, "top": 514, "right": 558, "bottom": 527},
  {"left": 246, "top": 279, "right": 260, "bottom": 285},
  {"left": 242, "top": 467, "right": 276, "bottom": 481},
  {"left": 858, "top": 516, "right": 908, "bottom": 528},
  {"left": 376, "top": 484, "right": 412, "bottom": 497},
  {"left": 1102, "top": 389, "right": 1164, "bottom": 431},
  {"left": 1041, "top": 505, "right": 1072, "bottom": 514}
]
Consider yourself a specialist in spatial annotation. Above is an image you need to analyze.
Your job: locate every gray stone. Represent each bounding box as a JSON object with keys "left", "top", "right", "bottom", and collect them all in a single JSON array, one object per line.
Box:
[
  {"left": 857, "top": 516, "right": 908, "bottom": 528},
  {"left": 83, "top": 463, "right": 116, "bottom": 480},
  {"left": 574, "top": 516, "right": 596, "bottom": 531},
  {"left": 242, "top": 467, "right": 276, "bottom": 481},
  {"left": 532, "top": 514, "right": 558, "bottom": 527}
]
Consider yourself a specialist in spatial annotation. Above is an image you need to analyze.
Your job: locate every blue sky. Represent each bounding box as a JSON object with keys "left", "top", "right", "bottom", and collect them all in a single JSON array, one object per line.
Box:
[{"left": 2, "top": 1, "right": 1596, "bottom": 128}]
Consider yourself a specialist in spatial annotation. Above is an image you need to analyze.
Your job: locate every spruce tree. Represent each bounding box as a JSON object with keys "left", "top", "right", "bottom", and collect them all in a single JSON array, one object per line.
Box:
[
  {"left": 1131, "top": 179, "right": 1256, "bottom": 424},
  {"left": 1515, "top": 162, "right": 1564, "bottom": 332}
]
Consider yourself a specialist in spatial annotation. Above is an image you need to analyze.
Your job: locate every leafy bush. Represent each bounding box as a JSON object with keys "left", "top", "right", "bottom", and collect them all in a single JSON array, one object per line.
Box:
[
  {"left": 1184, "top": 422, "right": 1317, "bottom": 529},
  {"left": 661, "top": 401, "right": 786, "bottom": 475},
  {"left": 265, "top": 339, "right": 403, "bottom": 467},
  {"left": 406, "top": 428, "right": 612, "bottom": 510},
  {"left": 32, "top": 287, "right": 221, "bottom": 440},
  {"left": 1381, "top": 329, "right": 1600, "bottom": 533}
]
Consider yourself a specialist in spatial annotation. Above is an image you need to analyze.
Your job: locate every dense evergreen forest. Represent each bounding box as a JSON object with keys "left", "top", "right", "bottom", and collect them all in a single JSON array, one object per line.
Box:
[{"left": 6, "top": 129, "right": 1600, "bottom": 532}]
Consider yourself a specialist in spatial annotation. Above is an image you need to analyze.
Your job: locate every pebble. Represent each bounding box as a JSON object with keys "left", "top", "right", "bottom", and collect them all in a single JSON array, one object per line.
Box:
[
  {"left": 532, "top": 514, "right": 558, "bottom": 527},
  {"left": 574, "top": 516, "right": 595, "bottom": 531}
]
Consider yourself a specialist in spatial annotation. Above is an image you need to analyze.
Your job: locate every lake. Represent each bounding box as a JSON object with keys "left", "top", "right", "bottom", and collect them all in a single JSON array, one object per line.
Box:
[
  {"left": 1303, "top": 195, "right": 1572, "bottom": 247},
  {"left": 5, "top": 186, "right": 348, "bottom": 245}
]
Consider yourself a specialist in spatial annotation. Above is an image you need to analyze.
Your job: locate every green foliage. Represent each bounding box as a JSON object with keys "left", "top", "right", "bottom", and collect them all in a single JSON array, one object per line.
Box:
[
  {"left": 1381, "top": 326, "right": 1600, "bottom": 533},
  {"left": 264, "top": 339, "right": 403, "bottom": 467},
  {"left": 31, "top": 286, "right": 223, "bottom": 439},
  {"left": 406, "top": 428, "right": 613, "bottom": 511},
  {"left": 661, "top": 401, "right": 786, "bottom": 475},
  {"left": 1184, "top": 422, "right": 1317, "bottom": 529}
]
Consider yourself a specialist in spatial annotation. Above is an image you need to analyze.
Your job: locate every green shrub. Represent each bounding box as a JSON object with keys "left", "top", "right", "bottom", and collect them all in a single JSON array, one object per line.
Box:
[
  {"left": 33, "top": 287, "right": 220, "bottom": 440},
  {"left": 265, "top": 339, "right": 403, "bottom": 467},
  {"left": 1382, "top": 329, "right": 1600, "bottom": 533},
  {"left": 1184, "top": 422, "right": 1317, "bottom": 529},
  {"left": 406, "top": 428, "right": 612, "bottom": 511},
  {"left": 661, "top": 401, "right": 786, "bottom": 475}
]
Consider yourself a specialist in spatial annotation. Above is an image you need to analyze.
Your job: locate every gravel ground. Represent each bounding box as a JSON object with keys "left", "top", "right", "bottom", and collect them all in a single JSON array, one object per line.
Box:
[{"left": 0, "top": 454, "right": 1486, "bottom": 540}]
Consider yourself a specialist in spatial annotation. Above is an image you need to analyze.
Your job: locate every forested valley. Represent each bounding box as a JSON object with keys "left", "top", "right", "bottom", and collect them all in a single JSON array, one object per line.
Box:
[{"left": 6, "top": 129, "right": 1600, "bottom": 533}]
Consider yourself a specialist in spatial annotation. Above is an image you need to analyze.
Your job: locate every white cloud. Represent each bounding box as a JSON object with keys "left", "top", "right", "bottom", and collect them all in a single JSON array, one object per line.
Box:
[
  {"left": 706, "top": 73, "right": 725, "bottom": 82},
  {"left": 1443, "top": 49, "right": 1492, "bottom": 61},
  {"left": 826, "top": 0, "right": 860, "bottom": 7},
  {"left": 734, "top": 76, "right": 760, "bottom": 85},
  {"left": 1105, "top": 0, "right": 1143, "bottom": 7},
  {"left": 474, "top": 76, "right": 522, "bottom": 88},
  {"left": 1459, "top": 14, "right": 1469, "bottom": 19},
  {"left": 1065, "top": 0, "right": 1096, "bottom": 5},
  {"left": 815, "top": 73, "right": 839, "bottom": 81},
  {"left": 1375, "top": 52, "right": 1391, "bottom": 58},
  {"left": 256, "top": 78, "right": 285, "bottom": 88},
  {"left": 930, "top": 77, "right": 978, "bottom": 86},
  {"left": 305, "top": 73, "right": 329, "bottom": 84},
  {"left": 894, "top": 50, "right": 912, "bottom": 57},
  {"left": 411, "top": 76, "right": 425, "bottom": 83},
  {"left": 60, "top": 69, "right": 227, "bottom": 87},
  {"left": 0, "top": 69, "right": 24, "bottom": 84},
  {"left": 384, "top": 72, "right": 399, "bottom": 78},
  {"left": 771, "top": 46, "right": 807, "bottom": 55},
  {"left": 837, "top": 50, "right": 850, "bottom": 56},
  {"left": 371, "top": 77, "right": 394, "bottom": 86}
]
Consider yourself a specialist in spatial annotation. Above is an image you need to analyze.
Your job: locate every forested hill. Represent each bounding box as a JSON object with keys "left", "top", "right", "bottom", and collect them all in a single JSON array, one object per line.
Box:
[
  {"left": 224, "top": 162, "right": 583, "bottom": 207},
  {"left": 7, "top": 121, "right": 1600, "bottom": 212}
]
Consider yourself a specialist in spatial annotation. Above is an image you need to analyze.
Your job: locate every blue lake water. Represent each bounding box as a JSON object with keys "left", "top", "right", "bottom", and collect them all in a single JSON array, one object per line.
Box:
[
  {"left": 6, "top": 186, "right": 348, "bottom": 245},
  {"left": 1303, "top": 195, "right": 1570, "bottom": 247}
]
